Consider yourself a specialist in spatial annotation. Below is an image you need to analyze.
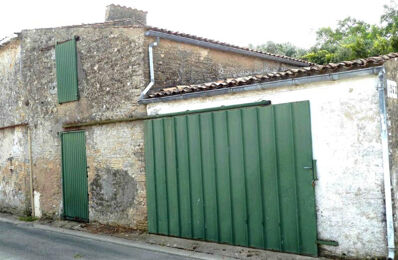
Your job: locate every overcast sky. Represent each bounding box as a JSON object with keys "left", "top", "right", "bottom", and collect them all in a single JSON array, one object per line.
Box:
[{"left": 0, "top": 0, "right": 392, "bottom": 48}]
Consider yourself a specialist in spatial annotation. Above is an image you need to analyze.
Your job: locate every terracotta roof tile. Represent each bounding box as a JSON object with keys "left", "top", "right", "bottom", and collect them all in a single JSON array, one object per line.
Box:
[{"left": 148, "top": 53, "right": 398, "bottom": 99}]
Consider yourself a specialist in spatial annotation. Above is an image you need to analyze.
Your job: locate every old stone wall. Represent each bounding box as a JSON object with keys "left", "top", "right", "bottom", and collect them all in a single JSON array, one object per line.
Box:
[
  {"left": 19, "top": 25, "right": 147, "bottom": 225},
  {"left": 384, "top": 58, "right": 398, "bottom": 249},
  {"left": 0, "top": 126, "right": 29, "bottom": 215},
  {"left": 145, "top": 36, "right": 297, "bottom": 91},
  {"left": 0, "top": 38, "right": 30, "bottom": 215},
  {"left": 0, "top": 38, "right": 26, "bottom": 128},
  {"left": 147, "top": 75, "right": 386, "bottom": 258},
  {"left": 86, "top": 121, "right": 146, "bottom": 228}
]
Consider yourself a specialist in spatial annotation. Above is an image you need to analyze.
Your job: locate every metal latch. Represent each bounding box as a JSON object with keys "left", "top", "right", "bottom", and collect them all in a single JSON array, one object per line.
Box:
[{"left": 304, "top": 160, "right": 318, "bottom": 187}]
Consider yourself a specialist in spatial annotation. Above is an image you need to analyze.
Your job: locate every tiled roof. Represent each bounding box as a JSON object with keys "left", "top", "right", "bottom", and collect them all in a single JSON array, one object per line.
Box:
[
  {"left": 11, "top": 20, "right": 310, "bottom": 66},
  {"left": 145, "top": 26, "right": 313, "bottom": 66},
  {"left": 148, "top": 53, "right": 398, "bottom": 98}
]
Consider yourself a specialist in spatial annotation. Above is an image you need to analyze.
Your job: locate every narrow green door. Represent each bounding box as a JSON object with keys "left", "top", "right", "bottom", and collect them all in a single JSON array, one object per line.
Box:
[
  {"left": 61, "top": 131, "right": 89, "bottom": 222},
  {"left": 145, "top": 101, "right": 318, "bottom": 256}
]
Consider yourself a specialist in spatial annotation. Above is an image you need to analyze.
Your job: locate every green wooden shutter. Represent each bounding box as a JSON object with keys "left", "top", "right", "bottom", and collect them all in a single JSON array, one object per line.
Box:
[{"left": 55, "top": 39, "right": 79, "bottom": 103}]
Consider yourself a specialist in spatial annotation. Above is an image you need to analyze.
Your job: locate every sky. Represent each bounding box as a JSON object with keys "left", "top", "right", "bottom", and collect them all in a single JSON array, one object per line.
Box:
[{"left": 0, "top": 0, "right": 392, "bottom": 48}]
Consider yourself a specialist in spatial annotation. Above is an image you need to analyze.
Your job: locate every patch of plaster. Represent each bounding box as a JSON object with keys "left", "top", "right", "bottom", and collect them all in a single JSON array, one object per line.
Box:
[
  {"left": 90, "top": 167, "right": 137, "bottom": 215},
  {"left": 34, "top": 191, "right": 41, "bottom": 218}
]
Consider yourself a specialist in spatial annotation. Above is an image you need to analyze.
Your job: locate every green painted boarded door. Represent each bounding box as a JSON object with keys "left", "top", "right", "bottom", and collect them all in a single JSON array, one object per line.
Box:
[
  {"left": 61, "top": 131, "right": 89, "bottom": 222},
  {"left": 145, "top": 101, "right": 318, "bottom": 256}
]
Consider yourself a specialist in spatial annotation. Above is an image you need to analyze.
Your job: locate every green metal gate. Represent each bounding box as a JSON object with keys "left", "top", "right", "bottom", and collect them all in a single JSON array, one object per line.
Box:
[
  {"left": 61, "top": 131, "right": 89, "bottom": 222},
  {"left": 144, "top": 101, "right": 318, "bottom": 256}
]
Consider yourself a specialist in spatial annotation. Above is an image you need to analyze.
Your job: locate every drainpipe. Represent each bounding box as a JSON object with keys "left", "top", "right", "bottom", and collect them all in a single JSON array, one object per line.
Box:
[
  {"left": 378, "top": 68, "right": 395, "bottom": 260},
  {"left": 139, "top": 37, "right": 159, "bottom": 101}
]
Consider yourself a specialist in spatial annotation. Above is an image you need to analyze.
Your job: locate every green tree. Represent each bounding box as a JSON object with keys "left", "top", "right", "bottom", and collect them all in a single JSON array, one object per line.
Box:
[
  {"left": 381, "top": 1, "right": 398, "bottom": 50},
  {"left": 302, "top": 17, "right": 388, "bottom": 63},
  {"left": 249, "top": 41, "right": 307, "bottom": 59},
  {"left": 250, "top": 2, "right": 398, "bottom": 64}
]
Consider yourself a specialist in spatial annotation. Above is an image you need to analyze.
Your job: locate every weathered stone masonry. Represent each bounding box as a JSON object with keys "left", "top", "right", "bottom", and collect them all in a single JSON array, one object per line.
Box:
[
  {"left": 0, "top": 37, "right": 29, "bottom": 215},
  {"left": 0, "top": 5, "right": 305, "bottom": 228},
  {"left": 0, "top": 126, "right": 29, "bottom": 215},
  {"left": 145, "top": 37, "right": 297, "bottom": 92},
  {"left": 21, "top": 25, "right": 147, "bottom": 225}
]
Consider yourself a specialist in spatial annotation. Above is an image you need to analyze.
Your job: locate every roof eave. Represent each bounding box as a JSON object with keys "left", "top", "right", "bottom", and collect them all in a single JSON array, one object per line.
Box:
[
  {"left": 145, "top": 30, "right": 310, "bottom": 67},
  {"left": 139, "top": 66, "right": 383, "bottom": 104}
]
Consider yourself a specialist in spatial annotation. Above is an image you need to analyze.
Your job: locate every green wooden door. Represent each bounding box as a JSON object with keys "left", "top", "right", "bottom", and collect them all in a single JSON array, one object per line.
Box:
[
  {"left": 61, "top": 131, "right": 89, "bottom": 222},
  {"left": 144, "top": 101, "right": 318, "bottom": 256}
]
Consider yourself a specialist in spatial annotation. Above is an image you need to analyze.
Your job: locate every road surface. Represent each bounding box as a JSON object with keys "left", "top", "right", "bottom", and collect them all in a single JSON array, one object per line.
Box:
[{"left": 0, "top": 220, "right": 201, "bottom": 260}]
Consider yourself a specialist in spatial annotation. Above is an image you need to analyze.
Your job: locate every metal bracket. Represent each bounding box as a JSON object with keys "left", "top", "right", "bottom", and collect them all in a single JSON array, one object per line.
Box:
[
  {"left": 317, "top": 239, "right": 339, "bottom": 246},
  {"left": 312, "top": 159, "right": 318, "bottom": 181}
]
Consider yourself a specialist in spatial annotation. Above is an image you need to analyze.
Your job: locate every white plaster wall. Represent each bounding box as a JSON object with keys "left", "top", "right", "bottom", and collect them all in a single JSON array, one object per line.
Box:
[{"left": 147, "top": 75, "right": 387, "bottom": 258}]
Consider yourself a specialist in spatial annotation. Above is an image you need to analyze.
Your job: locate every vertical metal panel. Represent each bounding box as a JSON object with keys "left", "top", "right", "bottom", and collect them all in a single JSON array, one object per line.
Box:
[
  {"left": 227, "top": 110, "right": 249, "bottom": 247},
  {"left": 153, "top": 119, "right": 168, "bottom": 235},
  {"left": 61, "top": 131, "right": 88, "bottom": 221},
  {"left": 175, "top": 116, "right": 193, "bottom": 238},
  {"left": 144, "top": 101, "right": 318, "bottom": 256},
  {"left": 144, "top": 121, "right": 157, "bottom": 233},
  {"left": 242, "top": 108, "right": 265, "bottom": 248},
  {"left": 274, "top": 104, "right": 300, "bottom": 253},
  {"left": 291, "top": 102, "right": 318, "bottom": 256},
  {"left": 56, "top": 39, "right": 79, "bottom": 104},
  {"left": 187, "top": 115, "right": 205, "bottom": 239},
  {"left": 257, "top": 106, "right": 282, "bottom": 251},
  {"left": 164, "top": 118, "right": 180, "bottom": 236},
  {"left": 213, "top": 111, "right": 233, "bottom": 244},
  {"left": 199, "top": 113, "right": 219, "bottom": 242}
]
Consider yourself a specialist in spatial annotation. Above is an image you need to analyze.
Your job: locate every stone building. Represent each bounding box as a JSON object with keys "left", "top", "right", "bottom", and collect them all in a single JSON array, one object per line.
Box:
[
  {"left": 2, "top": 4, "right": 398, "bottom": 260},
  {"left": 0, "top": 5, "right": 308, "bottom": 226}
]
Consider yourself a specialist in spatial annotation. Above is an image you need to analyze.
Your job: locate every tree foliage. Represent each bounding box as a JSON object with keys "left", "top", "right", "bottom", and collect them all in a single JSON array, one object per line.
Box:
[
  {"left": 250, "top": 2, "right": 398, "bottom": 64},
  {"left": 248, "top": 41, "right": 307, "bottom": 59}
]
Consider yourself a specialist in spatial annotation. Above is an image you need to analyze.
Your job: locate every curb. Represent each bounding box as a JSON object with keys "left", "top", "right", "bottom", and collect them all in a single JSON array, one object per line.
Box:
[{"left": 0, "top": 217, "right": 222, "bottom": 260}]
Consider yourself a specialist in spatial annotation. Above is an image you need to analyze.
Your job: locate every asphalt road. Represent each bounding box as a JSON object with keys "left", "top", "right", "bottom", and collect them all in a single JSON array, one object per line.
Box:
[{"left": 0, "top": 220, "right": 199, "bottom": 260}]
